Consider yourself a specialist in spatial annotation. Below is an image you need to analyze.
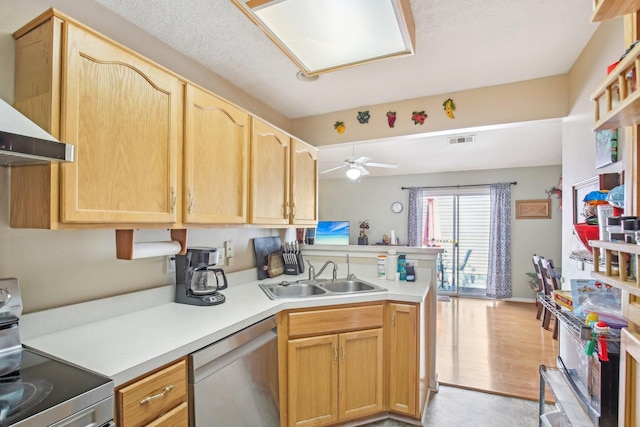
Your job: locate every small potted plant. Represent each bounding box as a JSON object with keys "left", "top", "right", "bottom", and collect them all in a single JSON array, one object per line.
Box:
[
  {"left": 358, "top": 220, "right": 369, "bottom": 245},
  {"left": 527, "top": 272, "right": 541, "bottom": 292}
]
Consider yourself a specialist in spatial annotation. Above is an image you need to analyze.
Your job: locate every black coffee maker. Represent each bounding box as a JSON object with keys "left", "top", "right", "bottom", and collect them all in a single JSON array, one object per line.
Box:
[{"left": 175, "top": 247, "right": 227, "bottom": 306}]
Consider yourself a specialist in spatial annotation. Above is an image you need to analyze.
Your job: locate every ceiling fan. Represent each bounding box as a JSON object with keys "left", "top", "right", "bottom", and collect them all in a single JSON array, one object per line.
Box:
[{"left": 321, "top": 156, "right": 398, "bottom": 180}]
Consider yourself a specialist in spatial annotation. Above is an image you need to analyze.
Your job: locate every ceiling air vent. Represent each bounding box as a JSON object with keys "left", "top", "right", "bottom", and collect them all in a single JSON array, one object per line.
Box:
[{"left": 448, "top": 135, "right": 475, "bottom": 145}]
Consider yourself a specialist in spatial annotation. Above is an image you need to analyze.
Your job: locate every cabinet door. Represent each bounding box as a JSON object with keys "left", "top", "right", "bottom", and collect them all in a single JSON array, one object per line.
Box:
[
  {"left": 184, "top": 85, "right": 249, "bottom": 224},
  {"left": 619, "top": 328, "right": 640, "bottom": 427},
  {"left": 288, "top": 335, "right": 338, "bottom": 427},
  {"left": 388, "top": 302, "right": 418, "bottom": 416},
  {"left": 290, "top": 138, "right": 318, "bottom": 225},
  {"left": 249, "top": 118, "right": 291, "bottom": 225},
  {"left": 61, "top": 23, "right": 180, "bottom": 223},
  {"left": 339, "top": 329, "right": 384, "bottom": 421}
]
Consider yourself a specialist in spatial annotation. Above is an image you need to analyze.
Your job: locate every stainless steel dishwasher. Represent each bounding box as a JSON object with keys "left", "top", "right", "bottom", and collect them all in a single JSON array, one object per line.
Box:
[{"left": 189, "top": 316, "right": 279, "bottom": 426}]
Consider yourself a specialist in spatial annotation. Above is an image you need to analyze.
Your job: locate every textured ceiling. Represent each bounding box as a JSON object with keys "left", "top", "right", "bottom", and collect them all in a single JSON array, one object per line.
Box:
[{"left": 92, "top": 0, "right": 598, "bottom": 177}]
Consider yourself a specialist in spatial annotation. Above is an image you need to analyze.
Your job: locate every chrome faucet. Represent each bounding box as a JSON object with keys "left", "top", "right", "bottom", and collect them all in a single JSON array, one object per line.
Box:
[
  {"left": 313, "top": 260, "right": 338, "bottom": 280},
  {"left": 346, "top": 254, "right": 356, "bottom": 280},
  {"left": 306, "top": 260, "right": 316, "bottom": 281}
]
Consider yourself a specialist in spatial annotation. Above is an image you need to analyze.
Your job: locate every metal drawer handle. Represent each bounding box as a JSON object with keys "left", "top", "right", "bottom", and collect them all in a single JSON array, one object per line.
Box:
[{"left": 140, "top": 384, "right": 174, "bottom": 405}]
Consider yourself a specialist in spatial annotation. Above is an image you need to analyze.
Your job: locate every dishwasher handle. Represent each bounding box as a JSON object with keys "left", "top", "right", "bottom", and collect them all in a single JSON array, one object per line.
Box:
[{"left": 191, "top": 328, "right": 277, "bottom": 384}]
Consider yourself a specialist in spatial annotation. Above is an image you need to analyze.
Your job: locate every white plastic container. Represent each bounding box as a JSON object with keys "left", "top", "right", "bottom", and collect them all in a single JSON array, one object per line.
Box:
[
  {"left": 386, "top": 249, "right": 397, "bottom": 281},
  {"left": 377, "top": 255, "right": 386, "bottom": 279}
]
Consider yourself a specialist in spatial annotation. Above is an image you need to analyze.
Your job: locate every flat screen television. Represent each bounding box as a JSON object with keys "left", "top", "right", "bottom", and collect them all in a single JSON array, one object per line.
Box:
[{"left": 315, "top": 221, "right": 350, "bottom": 245}]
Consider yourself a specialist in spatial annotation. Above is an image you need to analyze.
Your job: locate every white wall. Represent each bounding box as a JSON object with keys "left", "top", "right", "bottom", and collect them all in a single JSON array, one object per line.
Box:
[
  {"left": 318, "top": 165, "right": 562, "bottom": 300},
  {"left": 562, "top": 18, "right": 625, "bottom": 284}
]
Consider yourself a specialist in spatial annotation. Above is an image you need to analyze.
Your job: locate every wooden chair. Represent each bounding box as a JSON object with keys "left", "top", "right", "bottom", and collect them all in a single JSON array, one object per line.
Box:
[
  {"left": 532, "top": 254, "right": 545, "bottom": 320},
  {"left": 538, "top": 257, "right": 560, "bottom": 340}
]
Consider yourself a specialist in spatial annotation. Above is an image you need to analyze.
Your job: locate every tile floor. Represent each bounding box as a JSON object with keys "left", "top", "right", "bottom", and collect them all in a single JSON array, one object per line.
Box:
[{"left": 364, "top": 385, "right": 550, "bottom": 427}]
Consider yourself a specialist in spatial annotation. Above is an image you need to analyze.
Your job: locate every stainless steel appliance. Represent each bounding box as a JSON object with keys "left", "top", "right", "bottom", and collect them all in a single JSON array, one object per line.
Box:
[
  {"left": 0, "top": 98, "right": 74, "bottom": 166},
  {"left": 176, "top": 247, "right": 227, "bottom": 306},
  {"left": 0, "top": 278, "right": 114, "bottom": 426},
  {"left": 189, "top": 316, "right": 279, "bottom": 427}
]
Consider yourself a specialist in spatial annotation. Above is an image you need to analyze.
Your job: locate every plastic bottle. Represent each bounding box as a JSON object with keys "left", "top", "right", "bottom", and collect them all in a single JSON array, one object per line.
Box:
[
  {"left": 386, "top": 250, "right": 397, "bottom": 281},
  {"left": 377, "top": 255, "right": 386, "bottom": 279},
  {"left": 398, "top": 254, "right": 407, "bottom": 281}
]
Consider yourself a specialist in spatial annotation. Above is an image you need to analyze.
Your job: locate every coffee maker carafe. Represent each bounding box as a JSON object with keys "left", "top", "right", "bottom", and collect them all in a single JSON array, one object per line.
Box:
[{"left": 176, "top": 247, "right": 227, "bottom": 306}]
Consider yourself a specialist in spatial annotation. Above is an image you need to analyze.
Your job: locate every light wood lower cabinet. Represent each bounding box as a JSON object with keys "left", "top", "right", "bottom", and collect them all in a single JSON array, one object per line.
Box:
[
  {"left": 116, "top": 358, "right": 188, "bottom": 427},
  {"left": 387, "top": 302, "right": 419, "bottom": 416},
  {"left": 619, "top": 327, "right": 640, "bottom": 426},
  {"left": 280, "top": 304, "right": 384, "bottom": 427}
]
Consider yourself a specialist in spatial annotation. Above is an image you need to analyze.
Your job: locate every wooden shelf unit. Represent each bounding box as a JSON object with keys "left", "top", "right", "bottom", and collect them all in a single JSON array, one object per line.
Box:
[
  {"left": 590, "top": 240, "right": 640, "bottom": 291},
  {"left": 592, "top": 0, "right": 640, "bottom": 22},
  {"left": 590, "top": 240, "right": 640, "bottom": 327},
  {"left": 591, "top": 41, "right": 640, "bottom": 131}
]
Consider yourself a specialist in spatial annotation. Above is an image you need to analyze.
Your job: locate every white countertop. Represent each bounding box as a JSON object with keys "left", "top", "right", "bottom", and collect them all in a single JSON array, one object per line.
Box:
[{"left": 22, "top": 270, "right": 431, "bottom": 386}]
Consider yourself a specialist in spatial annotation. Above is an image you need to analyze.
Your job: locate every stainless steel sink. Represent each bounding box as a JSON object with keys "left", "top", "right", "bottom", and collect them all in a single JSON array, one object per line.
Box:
[
  {"left": 259, "top": 278, "right": 386, "bottom": 300},
  {"left": 259, "top": 282, "right": 327, "bottom": 300},
  {"left": 320, "top": 279, "right": 385, "bottom": 293}
]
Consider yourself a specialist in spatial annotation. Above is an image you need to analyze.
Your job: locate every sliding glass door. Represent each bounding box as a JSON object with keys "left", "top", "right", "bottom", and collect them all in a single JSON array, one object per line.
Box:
[{"left": 424, "top": 190, "right": 490, "bottom": 297}]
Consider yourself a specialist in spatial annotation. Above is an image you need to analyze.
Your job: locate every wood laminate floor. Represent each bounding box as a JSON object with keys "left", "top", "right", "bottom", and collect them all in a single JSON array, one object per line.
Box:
[{"left": 435, "top": 297, "right": 558, "bottom": 401}]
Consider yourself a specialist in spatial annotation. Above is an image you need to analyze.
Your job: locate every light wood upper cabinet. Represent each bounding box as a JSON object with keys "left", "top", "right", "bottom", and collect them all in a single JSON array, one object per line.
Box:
[
  {"left": 250, "top": 118, "right": 291, "bottom": 225},
  {"left": 388, "top": 302, "right": 418, "bottom": 416},
  {"left": 11, "top": 9, "right": 317, "bottom": 230},
  {"left": 290, "top": 138, "right": 318, "bottom": 225},
  {"left": 12, "top": 11, "right": 181, "bottom": 227},
  {"left": 61, "top": 22, "right": 181, "bottom": 224},
  {"left": 184, "top": 84, "right": 249, "bottom": 224}
]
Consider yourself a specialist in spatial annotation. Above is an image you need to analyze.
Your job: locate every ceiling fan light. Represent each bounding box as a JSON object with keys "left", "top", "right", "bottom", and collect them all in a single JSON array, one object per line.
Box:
[{"left": 346, "top": 167, "right": 361, "bottom": 180}]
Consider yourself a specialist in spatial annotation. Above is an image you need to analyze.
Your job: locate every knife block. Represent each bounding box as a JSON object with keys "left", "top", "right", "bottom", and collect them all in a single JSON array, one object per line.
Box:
[{"left": 284, "top": 252, "right": 305, "bottom": 275}]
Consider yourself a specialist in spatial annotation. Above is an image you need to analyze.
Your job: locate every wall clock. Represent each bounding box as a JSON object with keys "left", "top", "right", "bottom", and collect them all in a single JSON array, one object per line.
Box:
[{"left": 391, "top": 202, "right": 403, "bottom": 213}]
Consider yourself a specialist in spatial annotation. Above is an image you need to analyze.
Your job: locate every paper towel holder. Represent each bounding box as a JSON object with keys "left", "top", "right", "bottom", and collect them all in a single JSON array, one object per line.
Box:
[{"left": 115, "top": 229, "right": 188, "bottom": 260}]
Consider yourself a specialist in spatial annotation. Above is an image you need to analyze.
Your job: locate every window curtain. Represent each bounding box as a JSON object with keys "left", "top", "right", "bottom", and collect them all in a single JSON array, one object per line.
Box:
[
  {"left": 422, "top": 197, "right": 439, "bottom": 246},
  {"left": 407, "top": 188, "right": 422, "bottom": 246},
  {"left": 486, "top": 182, "right": 512, "bottom": 299}
]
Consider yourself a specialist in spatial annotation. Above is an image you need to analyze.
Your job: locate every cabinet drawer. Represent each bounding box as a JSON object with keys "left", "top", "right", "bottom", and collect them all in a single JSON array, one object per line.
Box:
[
  {"left": 287, "top": 304, "right": 383, "bottom": 337},
  {"left": 145, "top": 401, "right": 188, "bottom": 426},
  {"left": 117, "top": 359, "right": 188, "bottom": 427}
]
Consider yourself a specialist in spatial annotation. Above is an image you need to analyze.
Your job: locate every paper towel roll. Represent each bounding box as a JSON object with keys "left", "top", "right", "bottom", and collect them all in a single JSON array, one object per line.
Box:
[
  {"left": 390, "top": 230, "right": 396, "bottom": 245},
  {"left": 131, "top": 241, "right": 182, "bottom": 259}
]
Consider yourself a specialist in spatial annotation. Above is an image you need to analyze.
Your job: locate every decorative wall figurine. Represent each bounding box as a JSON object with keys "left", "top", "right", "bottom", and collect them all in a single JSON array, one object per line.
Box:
[
  {"left": 334, "top": 121, "right": 345, "bottom": 134},
  {"left": 443, "top": 98, "right": 456, "bottom": 119},
  {"left": 386, "top": 111, "right": 397, "bottom": 128},
  {"left": 357, "top": 111, "right": 370, "bottom": 124},
  {"left": 411, "top": 111, "right": 427, "bottom": 125}
]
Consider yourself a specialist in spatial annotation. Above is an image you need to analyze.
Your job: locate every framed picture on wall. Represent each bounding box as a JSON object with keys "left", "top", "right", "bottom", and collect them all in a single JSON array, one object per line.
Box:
[
  {"left": 595, "top": 129, "right": 618, "bottom": 168},
  {"left": 515, "top": 199, "right": 552, "bottom": 219}
]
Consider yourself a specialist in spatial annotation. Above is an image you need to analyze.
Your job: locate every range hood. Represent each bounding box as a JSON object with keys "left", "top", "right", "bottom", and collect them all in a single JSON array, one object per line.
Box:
[{"left": 0, "top": 98, "right": 74, "bottom": 166}]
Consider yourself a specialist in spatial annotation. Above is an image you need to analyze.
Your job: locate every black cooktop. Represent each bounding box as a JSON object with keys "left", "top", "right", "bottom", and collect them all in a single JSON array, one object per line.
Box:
[{"left": 0, "top": 348, "right": 113, "bottom": 426}]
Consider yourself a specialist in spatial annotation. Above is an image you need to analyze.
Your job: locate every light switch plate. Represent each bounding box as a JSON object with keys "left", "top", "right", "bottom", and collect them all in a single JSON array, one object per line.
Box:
[{"left": 166, "top": 256, "right": 176, "bottom": 274}]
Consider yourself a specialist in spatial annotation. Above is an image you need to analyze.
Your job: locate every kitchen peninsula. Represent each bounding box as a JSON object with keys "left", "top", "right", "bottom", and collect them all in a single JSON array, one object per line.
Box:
[{"left": 20, "top": 245, "right": 441, "bottom": 426}]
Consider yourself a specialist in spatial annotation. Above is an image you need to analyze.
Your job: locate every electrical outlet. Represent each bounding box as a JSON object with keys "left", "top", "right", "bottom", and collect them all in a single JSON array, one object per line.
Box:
[
  {"left": 217, "top": 247, "right": 226, "bottom": 260},
  {"left": 166, "top": 256, "right": 176, "bottom": 274},
  {"left": 225, "top": 240, "right": 234, "bottom": 258}
]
